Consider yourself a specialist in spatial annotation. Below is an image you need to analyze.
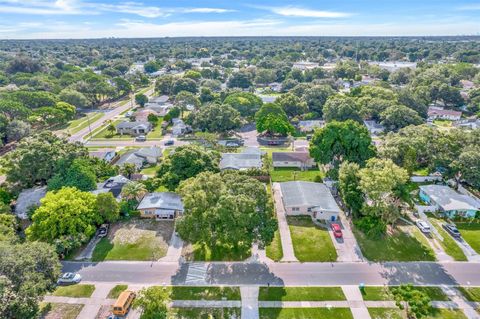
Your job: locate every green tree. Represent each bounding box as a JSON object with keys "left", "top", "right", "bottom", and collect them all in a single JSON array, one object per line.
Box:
[
  {"left": 135, "top": 93, "right": 148, "bottom": 107},
  {"left": 227, "top": 71, "right": 252, "bottom": 89},
  {"left": 452, "top": 147, "right": 480, "bottom": 188},
  {"left": 155, "top": 75, "right": 174, "bottom": 95},
  {"left": 0, "top": 241, "right": 61, "bottom": 319},
  {"left": 224, "top": 92, "right": 263, "bottom": 117},
  {"left": 121, "top": 182, "right": 147, "bottom": 202},
  {"left": 120, "top": 163, "right": 137, "bottom": 179},
  {"left": 0, "top": 213, "right": 17, "bottom": 242},
  {"left": 323, "top": 95, "right": 362, "bottom": 123},
  {"left": 59, "top": 88, "right": 89, "bottom": 109},
  {"left": 310, "top": 120, "right": 375, "bottom": 170},
  {"left": 187, "top": 104, "right": 241, "bottom": 133},
  {"left": 380, "top": 104, "right": 423, "bottom": 131},
  {"left": 302, "top": 85, "right": 335, "bottom": 115},
  {"left": 26, "top": 187, "right": 100, "bottom": 252},
  {"left": 392, "top": 284, "right": 431, "bottom": 319},
  {"left": 47, "top": 158, "right": 97, "bottom": 192},
  {"left": 172, "top": 78, "right": 197, "bottom": 94},
  {"left": 338, "top": 162, "right": 363, "bottom": 218},
  {"left": 276, "top": 93, "right": 308, "bottom": 118},
  {"left": 177, "top": 171, "right": 276, "bottom": 252},
  {"left": 96, "top": 192, "right": 120, "bottom": 223},
  {"left": 156, "top": 145, "right": 220, "bottom": 191},
  {"left": 133, "top": 286, "right": 170, "bottom": 319},
  {"left": 255, "top": 103, "right": 294, "bottom": 136}
]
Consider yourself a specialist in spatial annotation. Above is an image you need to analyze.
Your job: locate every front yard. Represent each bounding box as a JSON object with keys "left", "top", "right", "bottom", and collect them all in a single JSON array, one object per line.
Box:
[
  {"left": 92, "top": 219, "right": 174, "bottom": 261},
  {"left": 352, "top": 227, "right": 436, "bottom": 262},
  {"left": 368, "top": 308, "right": 466, "bottom": 319},
  {"left": 39, "top": 303, "right": 84, "bottom": 319},
  {"left": 428, "top": 217, "right": 467, "bottom": 261},
  {"left": 171, "top": 307, "right": 241, "bottom": 319},
  {"left": 456, "top": 222, "right": 480, "bottom": 254},
  {"left": 265, "top": 228, "right": 283, "bottom": 261},
  {"left": 52, "top": 284, "right": 95, "bottom": 298},
  {"left": 258, "top": 286, "right": 346, "bottom": 301},
  {"left": 287, "top": 216, "right": 337, "bottom": 262},
  {"left": 361, "top": 286, "right": 448, "bottom": 301},
  {"left": 170, "top": 286, "right": 241, "bottom": 300},
  {"left": 270, "top": 168, "right": 323, "bottom": 183},
  {"left": 183, "top": 242, "right": 251, "bottom": 261},
  {"left": 259, "top": 308, "right": 353, "bottom": 319}
]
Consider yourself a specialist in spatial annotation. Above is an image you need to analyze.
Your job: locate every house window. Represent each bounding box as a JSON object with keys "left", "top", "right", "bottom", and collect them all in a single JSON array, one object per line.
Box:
[{"left": 292, "top": 207, "right": 300, "bottom": 212}]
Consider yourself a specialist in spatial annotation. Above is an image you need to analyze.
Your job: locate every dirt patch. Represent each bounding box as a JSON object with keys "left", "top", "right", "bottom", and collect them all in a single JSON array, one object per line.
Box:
[
  {"left": 40, "top": 303, "right": 84, "bottom": 319},
  {"left": 109, "top": 219, "right": 174, "bottom": 244},
  {"left": 96, "top": 305, "right": 112, "bottom": 319}
]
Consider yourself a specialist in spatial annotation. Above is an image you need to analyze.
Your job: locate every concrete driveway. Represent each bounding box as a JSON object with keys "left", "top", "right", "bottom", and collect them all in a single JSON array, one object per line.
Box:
[
  {"left": 272, "top": 183, "right": 298, "bottom": 262},
  {"left": 328, "top": 213, "right": 364, "bottom": 262},
  {"left": 237, "top": 123, "right": 259, "bottom": 147}
]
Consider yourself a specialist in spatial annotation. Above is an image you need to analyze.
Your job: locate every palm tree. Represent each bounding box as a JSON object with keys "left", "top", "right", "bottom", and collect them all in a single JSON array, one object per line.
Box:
[{"left": 121, "top": 182, "right": 147, "bottom": 202}]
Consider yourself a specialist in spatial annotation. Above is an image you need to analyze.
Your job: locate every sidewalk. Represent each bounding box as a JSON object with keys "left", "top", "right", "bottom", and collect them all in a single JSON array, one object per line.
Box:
[
  {"left": 441, "top": 286, "right": 480, "bottom": 319},
  {"left": 241, "top": 286, "right": 259, "bottom": 319},
  {"left": 158, "top": 231, "right": 184, "bottom": 262},
  {"left": 342, "top": 285, "right": 371, "bottom": 319},
  {"left": 272, "top": 183, "right": 298, "bottom": 262}
]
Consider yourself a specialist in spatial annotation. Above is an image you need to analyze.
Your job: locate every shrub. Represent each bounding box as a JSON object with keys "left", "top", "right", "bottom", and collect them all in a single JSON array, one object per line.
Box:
[{"left": 354, "top": 215, "right": 386, "bottom": 239}]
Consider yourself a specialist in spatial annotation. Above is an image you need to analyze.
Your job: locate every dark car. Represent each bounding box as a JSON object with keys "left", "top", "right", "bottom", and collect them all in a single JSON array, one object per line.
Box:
[
  {"left": 98, "top": 224, "right": 109, "bottom": 238},
  {"left": 164, "top": 140, "right": 174, "bottom": 146},
  {"left": 443, "top": 223, "right": 461, "bottom": 238}
]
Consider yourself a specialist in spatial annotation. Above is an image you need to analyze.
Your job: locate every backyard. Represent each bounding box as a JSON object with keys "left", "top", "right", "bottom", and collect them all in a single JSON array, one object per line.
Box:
[
  {"left": 270, "top": 168, "right": 324, "bottom": 183},
  {"left": 92, "top": 219, "right": 174, "bottom": 261},
  {"left": 287, "top": 216, "right": 337, "bottom": 262},
  {"left": 352, "top": 227, "right": 436, "bottom": 262}
]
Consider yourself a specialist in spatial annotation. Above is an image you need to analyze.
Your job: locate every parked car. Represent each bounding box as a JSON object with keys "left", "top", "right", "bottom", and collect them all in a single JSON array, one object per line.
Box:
[
  {"left": 443, "top": 223, "right": 461, "bottom": 238},
  {"left": 98, "top": 224, "right": 109, "bottom": 238},
  {"left": 331, "top": 223, "right": 343, "bottom": 238},
  {"left": 415, "top": 220, "right": 431, "bottom": 233},
  {"left": 57, "top": 272, "right": 82, "bottom": 285},
  {"left": 164, "top": 139, "right": 174, "bottom": 146},
  {"left": 135, "top": 135, "right": 146, "bottom": 142}
]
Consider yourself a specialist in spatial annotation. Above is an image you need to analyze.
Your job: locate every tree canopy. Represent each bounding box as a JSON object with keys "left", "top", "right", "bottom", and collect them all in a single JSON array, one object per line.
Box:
[{"left": 255, "top": 103, "right": 294, "bottom": 136}]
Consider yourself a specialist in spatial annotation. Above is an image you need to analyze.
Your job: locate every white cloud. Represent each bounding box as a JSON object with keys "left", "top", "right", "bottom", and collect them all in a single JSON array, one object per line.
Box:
[
  {"left": 261, "top": 5, "right": 352, "bottom": 18},
  {"left": 183, "top": 8, "right": 235, "bottom": 13}
]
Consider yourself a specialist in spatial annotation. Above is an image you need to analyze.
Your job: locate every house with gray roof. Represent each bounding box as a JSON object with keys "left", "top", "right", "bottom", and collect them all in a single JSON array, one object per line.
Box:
[
  {"left": 220, "top": 148, "right": 263, "bottom": 170},
  {"left": 279, "top": 181, "right": 341, "bottom": 221},
  {"left": 272, "top": 152, "right": 315, "bottom": 170},
  {"left": 116, "top": 121, "right": 152, "bottom": 136},
  {"left": 137, "top": 192, "right": 184, "bottom": 220},
  {"left": 14, "top": 186, "right": 47, "bottom": 219},
  {"left": 297, "top": 120, "right": 325, "bottom": 133},
  {"left": 115, "top": 147, "right": 162, "bottom": 169},
  {"left": 419, "top": 185, "right": 480, "bottom": 218}
]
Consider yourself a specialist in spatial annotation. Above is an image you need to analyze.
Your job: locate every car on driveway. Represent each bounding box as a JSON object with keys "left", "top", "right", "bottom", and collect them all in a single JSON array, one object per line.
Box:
[
  {"left": 331, "top": 223, "right": 343, "bottom": 238},
  {"left": 98, "top": 224, "right": 109, "bottom": 238},
  {"left": 443, "top": 223, "right": 461, "bottom": 238},
  {"left": 416, "top": 220, "right": 431, "bottom": 233},
  {"left": 57, "top": 272, "right": 82, "bottom": 285},
  {"left": 135, "top": 135, "right": 146, "bottom": 142}
]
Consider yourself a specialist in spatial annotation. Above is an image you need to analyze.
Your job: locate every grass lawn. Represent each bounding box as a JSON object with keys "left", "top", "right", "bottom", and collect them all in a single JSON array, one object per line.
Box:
[
  {"left": 368, "top": 308, "right": 405, "bottom": 319},
  {"left": 259, "top": 308, "right": 353, "bottom": 319},
  {"left": 140, "top": 165, "right": 158, "bottom": 176},
  {"left": 107, "top": 284, "right": 128, "bottom": 299},
  {"left": 65, "top": 112, "right": 104, "bottom": 134},
  {"left": 146, "top": 118, "right": 163, "bottom": 139},
  {"left": 270, "top": 168, "right": 323, "bottom": 183},
  {"left": 412, "top": 167, "right": 430, "bottom": 176},
  {"left": 39, "top": 303, "right": 84, "bottom": 319},
  {"left": 425, "top": 309, "right": 467, "bottom": 319},
  {"left": 170, "top": 286, "right": 241, "bottom": 300},
  {"left": 429, "top": 218, "right": 467, "bottom": 261},
  {"left": 170, "top": 307, "right": 241, "bottom": 319},
  {"left": 258, "top": 286, "right": 346, "bottom": 301},
  {"left": 92, "top": 219, "right": 173, "bottom": 261},
  {"left": 433, "top": 119, "right": 453, "bottom": 127},
  {"left": 52, "top": 284, "right": 95, "bottom": 298},
  {"left": 456, "top": 222, "right": 480, "bottom": 254},
  {"left": 458, "top": 287, "right": 480, "bottom": 302},
  {"left": 266, "top": 228, "right": 283, "bottom": 261},
  {"left": 353, "top": 227, "right": 436, "bottom": 262},
  {"left": 288, "top": 216, "right": 337, "bottom": 262},
  {"left": 361, "top": 286, "right": 448, "bottom": 301},
  {"left": 185, "top": 243, "right": 251, "bottom": 261}
]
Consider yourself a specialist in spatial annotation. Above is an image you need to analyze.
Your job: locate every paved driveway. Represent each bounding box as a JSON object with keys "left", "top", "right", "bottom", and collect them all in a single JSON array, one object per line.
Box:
[
  {"left": 272, "top": 183, "right": 298, "bottom": 262},
  {"left": 328, "top": 214, "right": 364, "bottom": 262}
]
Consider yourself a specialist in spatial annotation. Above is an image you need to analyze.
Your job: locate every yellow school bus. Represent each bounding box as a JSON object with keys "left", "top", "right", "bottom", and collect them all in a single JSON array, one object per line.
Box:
[{"left": 112, "top": 290, "right": 136, "bottom": 316}]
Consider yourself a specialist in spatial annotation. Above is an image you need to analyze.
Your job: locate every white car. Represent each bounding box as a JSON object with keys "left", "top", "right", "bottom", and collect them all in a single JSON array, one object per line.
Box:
[
  {"left": 57, "top": 272, "right": 82, "bottom": 285},
  {"left": 416, "top": 220, "right": 431, "bottom": 233}
]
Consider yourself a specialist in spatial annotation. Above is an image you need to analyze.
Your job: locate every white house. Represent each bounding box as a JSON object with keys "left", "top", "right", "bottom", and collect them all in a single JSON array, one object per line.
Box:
[
  {"left": 279, "top": 181, "right": 341, "bottom": 221},
  {"left": 14, "top": 186, "right": 47, "bottom": 219},
  {"left": 220, "top": 148, "right": 263, "bottom": 170},
  {"left": 292, "top": 61, "right": 319, "bottom": 71},
  {"left": 428, "top": 106, "right": 462, "bottom": 121},
  {"left": 116, "top": 121, "right": 152, "bottom": 136},
  {"left": 297, "top": 120, "right": 325, "bottom": 133},
  {"left": 272, "top": 152, "right": 316, "bottom": 170},
  {"left": 171, "top": 118, "right": 190, "bottom": 136}
]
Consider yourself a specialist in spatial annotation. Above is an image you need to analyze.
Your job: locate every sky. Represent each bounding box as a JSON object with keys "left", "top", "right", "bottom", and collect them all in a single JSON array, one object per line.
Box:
[{"left": 0, "top": 0, "right": 480, "bottom": 39}]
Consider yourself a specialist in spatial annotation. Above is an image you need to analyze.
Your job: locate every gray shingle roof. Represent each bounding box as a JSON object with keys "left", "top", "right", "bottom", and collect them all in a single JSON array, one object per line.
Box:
[
  {"left": 272, "top": 152, "right": 312, "bottom": 162},
  {"left": 116, "top": 121, "right": 152, "bottom": 130},
  {"left": 219, "top": 153, "right": 262, "bottom": 170},
  {"left": 280, "top": 181, "right": 341, "bottom": 212},
  {"left": 419, "top": 185, "right": 480, "bottom": 212},
  {"left": 136, "top": 147, "right": 162, "bottom": 159},
  {"left": 137, "top": 192, "right": 184, "bottom": 211}
]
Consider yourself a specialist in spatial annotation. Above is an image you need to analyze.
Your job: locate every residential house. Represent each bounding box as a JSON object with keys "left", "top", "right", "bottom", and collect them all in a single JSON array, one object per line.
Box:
[
  {"left": 419, "top": 184, "right": 480, "bottom": 218},
  {"left": 220, "top": 148, "right": 263, "bottom": 170},
  {"left": 454, "top": 118, "right": 480, "bottom": 130},
  {"left": 171, "top": 118, "right": 190, "bottom": 136},
  {"left": 292, "top": 61, "right": 319, "bottom": 71},
  {"left": 137, "top": 192, "right": 184, "bottom": 220},
  {"left": 14, "top": 186, "right": 47, "bottom": 219},
  {"left": 363, "top": 120, "right": 385, "bottom": 136},
  {"left": 279, "top": 181, "right": 341, "bottom": 221},
  {"left": 115, "top": 147, "right": 162, "bottom": 169},
  {"left": 133, "top": 109, "right": 159, "bottom": 122},
  {"left": 116, "top": 121, "right": 152, "bottom": 136},
  {"left": 268, "top": 82, "right": 282, "bottom": 92},
  {"left": 89, "top": 149, "right": 117, "bottom": 163},
  {"left": 297, "top": 120, "right": 325, "bottom": 133},
  {"left": 368, "top": 61, "right": 417, "bottom": 72},
  {"left": 145, "top": 96, "right": 173, "bottom": 116},
  {"left": 272, "top": 152, "right": 316, "bottom": 170},
  {"left": 427, "top": 106, "right": 462, "bottom": 121},
  {"left": 91, "top": 175, "right": 130, "bottom": 199}
]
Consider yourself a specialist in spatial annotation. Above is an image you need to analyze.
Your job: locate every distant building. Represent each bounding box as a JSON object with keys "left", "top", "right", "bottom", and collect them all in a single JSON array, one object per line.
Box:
[
  {"left": 292, "top": 61, "right": 319, "bottom": 71},
  {"left": 297, "top": 120, "right": 325, "bottom": 133},
  {"left": 89, "top": 149, "right": 117, "bottom": 163},
  {"left": 137, "top": 192, "right": 184, "bottom": 220},
  {"left": 171, "top": 118, "right": 191, "bottom": 136},
  {"left": 363, "top": 120, "right": 385, "bottom": 136},
  {"left": 368, "top": 61, "right": 417, "bottom": 72},
  {"left": 116, "top": 121, "right": 152, "bottom": 136},
  {"left": 272, "top": 152, "right": 316, "bottom": 170},
  {"left": 454, "top": 118, "right": 480, "bottom": 130},
  {"left": 427, "top": 106, "right": 462, "bottom": 121},
  {"left": 279, "top": 181, "right": 341, "bottom": 221}
]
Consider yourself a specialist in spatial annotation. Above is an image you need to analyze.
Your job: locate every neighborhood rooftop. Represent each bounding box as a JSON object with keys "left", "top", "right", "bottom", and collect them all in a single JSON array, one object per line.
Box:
[
  {"left": 137, "top": 192, "right": 184, "bottom": 211},
  {"left": 419, "top": 185, "right": 480, "bottom": 212},
  {"left": 280, "top": 181, "right": 341, "bottom": 213}
]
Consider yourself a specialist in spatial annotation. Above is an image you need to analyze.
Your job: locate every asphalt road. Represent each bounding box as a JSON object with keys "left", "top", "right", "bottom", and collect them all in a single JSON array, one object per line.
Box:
[{"left": 63, "top": 261, "right": 480, "bottom": 287}]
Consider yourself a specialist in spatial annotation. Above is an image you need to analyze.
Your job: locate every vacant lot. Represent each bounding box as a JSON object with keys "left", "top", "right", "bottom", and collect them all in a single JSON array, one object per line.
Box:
[
  {"left": 361, "top": 286, "right": 448, "bottom": 301},
  {"left": 270, "top": 168, "right": 323, "bottom": 183},
  {"left": 456, "top": 222, "right": 480, "bottom": 254},
  {"left": 170, "top": 307, "right": 241, "bottom": 319},
  {"left": 39, "top": 303, "right": 84, "bottom": 319},
  {"left": 259, "top": 308, "right": 353, "bottom": 319},
  {"left": 170, "top": 286, "right": 241, "bottom": 300},
  {"left": 258, "top": 286, "right": 346, "bottom": 301},
  {"left": 288, "top": 216, "right": 337, "bottom": 262},
  {"left": 92, "top": 219, "right": 174, "bottom": 261},
  {"left": 52, "top": 284, "right": 95, "bottom": 298},
  {"left": 183, "top": 242, "right": 251, "bottom": 262},
  {"left": 353, "top": 227, "right": 436, "bottom": 262}
]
